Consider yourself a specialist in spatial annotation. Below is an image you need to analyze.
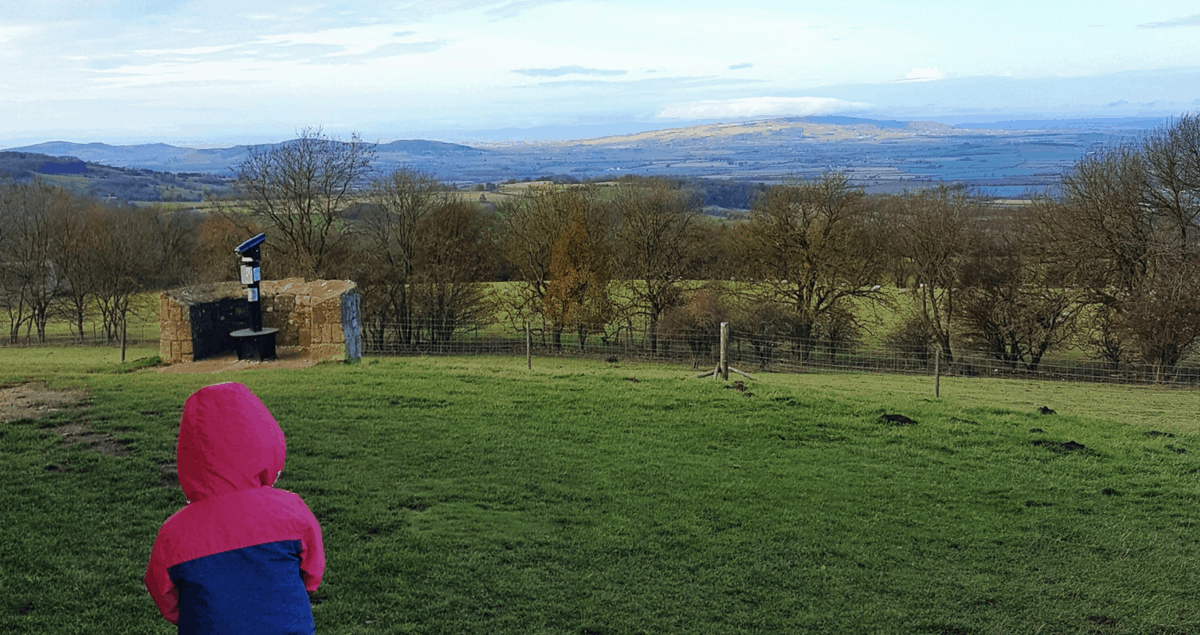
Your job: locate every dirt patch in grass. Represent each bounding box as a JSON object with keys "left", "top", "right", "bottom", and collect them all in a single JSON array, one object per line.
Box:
[
  {"left": 43, "top": 421, "right": 130, "bottom": 457},
  {"left": 157, "top": 346, "right": 319, "bottom": 374},
  {"left": 0, "top": 382, "right": 88, "bottom": 424},
  {"left": 0, "top": 382, "right": 130, "bottom": 458},
  {"left": 1031, "top": 439, "right": 1090, "bottom": 453}
]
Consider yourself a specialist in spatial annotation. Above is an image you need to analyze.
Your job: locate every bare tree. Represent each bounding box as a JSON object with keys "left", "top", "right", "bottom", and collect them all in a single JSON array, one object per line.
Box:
[
  {"left": 145, "top": 206, "right": 205, "bottom": 287},
  {"left": 957, "top": 232, "right": 1079, "bottom": 372},
  {"left": 1140, "top": 114, "right": 1200, "bottom": 260},
  {"left": 410, "top": 200, "right": 496, "bottom": 345},
  {"left": 734, "top": 173, "right": 887, "bottom": 362},
  {"left": 50, "top": 194, "right": 101, "bottom": 342},
  {"left": 0, "top": 181, "right": 66, "bottom": 343},
  {"left": 358, "top": 169, "right": 455, "bottom": 347},
  {"left": 734, "top": 300, "right": 790, "bottom": 370},
  {"left": 891, "top": 185, "right": 984, "bottom": 363},
  {"left": 1037, "top": 145, "right": 1151, "bottom": 301},
  {"left": 1118, "top": 261, "right": 1200, "bottom": 380},
  {"left": 1036, "top": 116, "right": 1200, "bottom": 378},
  {"left": 234, "top": 127, "right": 374, "bottom": 278},
  {"left": 658, "top": 283, "right": 731, "bottom": 368},
  {"left": 86, "top": 206, "right": 160, "bottom": 361},
  {"left": 612, "top": 177, "right": 702, "bottom": 354},
  {"left": 190, "top": 211, "right": 264, "bottom": 283}
]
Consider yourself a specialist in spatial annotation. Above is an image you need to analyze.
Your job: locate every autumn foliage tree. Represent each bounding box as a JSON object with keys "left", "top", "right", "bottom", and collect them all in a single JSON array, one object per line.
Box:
[
  {"left": 658, "top": 283, "right": 731, "bottom": 367},
  {"left": 500, "top": 186, "right": 613, "bottom": 345},
  {"left": 544, "top": 209, "right": 615, "bottom": 351}
]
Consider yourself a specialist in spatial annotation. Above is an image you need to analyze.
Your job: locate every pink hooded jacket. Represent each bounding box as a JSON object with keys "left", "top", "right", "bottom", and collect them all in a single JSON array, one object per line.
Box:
[{"left": 145, "top": 382, "right": 324, "bottom": 633}]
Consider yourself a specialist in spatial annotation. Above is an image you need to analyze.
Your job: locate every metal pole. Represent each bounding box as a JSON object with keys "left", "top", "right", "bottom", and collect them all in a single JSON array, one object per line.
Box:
[
  {"left": 934, "top": 347, "right": 941, "bottom": 399},
  {"left": 525, "top": 322, "right": 532, "bottom": 370},
  {"left": 720, "top": 322, "right": 729, "bottom": 381}
]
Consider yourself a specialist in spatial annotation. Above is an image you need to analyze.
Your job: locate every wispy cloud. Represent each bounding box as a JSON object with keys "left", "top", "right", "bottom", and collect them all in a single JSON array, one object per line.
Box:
[
  {"left": 658, "top": 96, "right": 869, "bottom": 120},
  {"left": 897, "top": 67, "right": 945, "bottom": 82},
  {"left": 1139, "top": 13, "right": 1200, "bottom": 28},
  {"left": 729, "top": 62, "right": 753, "bottom": 70},
  {"left": 256, "top": 27, "right": 424, "bottom": 57},
  {"left": 0, "top": 25, "right": 37, "bottom": 43},
  {"left": 485, "top": 0, "right": 572, "bottom": 21},
  {"left": 134, "top": 44, "right": 243, "bottom": 57},
  {"left": 514, "top": 66, "right": 627, "bottom": 78}
]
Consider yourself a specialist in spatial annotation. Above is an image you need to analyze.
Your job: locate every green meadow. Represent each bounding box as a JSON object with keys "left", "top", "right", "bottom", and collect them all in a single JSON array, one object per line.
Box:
[{"left": 4, "top": 348, "right": 1200, "bottom": 634}]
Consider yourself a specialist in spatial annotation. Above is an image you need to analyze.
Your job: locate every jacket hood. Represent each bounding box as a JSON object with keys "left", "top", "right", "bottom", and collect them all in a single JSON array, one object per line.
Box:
[{"left": 177, "top": 382, "right": 286, "bottom": 503}]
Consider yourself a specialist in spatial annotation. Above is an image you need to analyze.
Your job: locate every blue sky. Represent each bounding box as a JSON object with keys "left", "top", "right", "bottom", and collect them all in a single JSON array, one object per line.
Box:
[{"left": 2, "top": 0, "right": 1199, "bottom": 145}]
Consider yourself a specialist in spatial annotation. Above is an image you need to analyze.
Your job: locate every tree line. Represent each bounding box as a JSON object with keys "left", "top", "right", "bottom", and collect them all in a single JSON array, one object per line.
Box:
[
  {"left": 0, "top": 182, "right": 202, "bottom": 360},
  {"left": 3, "top": 116, "right": 1199, "bottom": 378}
]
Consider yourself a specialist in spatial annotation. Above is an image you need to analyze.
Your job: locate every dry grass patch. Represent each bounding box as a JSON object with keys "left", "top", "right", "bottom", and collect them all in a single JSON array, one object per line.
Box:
[
  {"left": 0, "top": 382, "right": 129, "bottom": 458},
  {"left": 0, "top": 382, "right": 88, "bottom": 423}
]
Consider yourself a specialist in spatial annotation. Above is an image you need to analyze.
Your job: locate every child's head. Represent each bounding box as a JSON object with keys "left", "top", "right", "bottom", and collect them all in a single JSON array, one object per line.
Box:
[{"left": 177, "top": 382, "right": 286, "bottom": 503}]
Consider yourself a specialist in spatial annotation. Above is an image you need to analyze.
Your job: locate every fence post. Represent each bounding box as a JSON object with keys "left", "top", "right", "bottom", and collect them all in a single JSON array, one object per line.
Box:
[
  {"left": 720, "top": 322, "right": 729, "bottom": 381},
  {"left": 934, "top": 347, "right": 941, "bottom": 398},
  {"left": 525, "top": 322, "right": 532, "bottom": 370}
]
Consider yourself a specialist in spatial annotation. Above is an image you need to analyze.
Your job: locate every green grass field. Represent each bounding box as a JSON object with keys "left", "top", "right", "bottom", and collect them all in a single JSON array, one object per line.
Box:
[{"left": 4, "top": 350, "right": 1200, "bottom": 634}]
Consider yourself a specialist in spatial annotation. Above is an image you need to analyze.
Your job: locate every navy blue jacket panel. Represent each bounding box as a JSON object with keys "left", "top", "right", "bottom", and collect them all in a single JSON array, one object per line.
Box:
[{"left": 168, "top": 539, "right": 315, "bottom": 635}]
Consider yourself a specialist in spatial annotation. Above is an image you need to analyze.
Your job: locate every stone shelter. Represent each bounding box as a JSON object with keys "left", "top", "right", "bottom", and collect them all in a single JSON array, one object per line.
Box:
[{"left": 159, "top": 278, "right": 361, "bottom": 364}]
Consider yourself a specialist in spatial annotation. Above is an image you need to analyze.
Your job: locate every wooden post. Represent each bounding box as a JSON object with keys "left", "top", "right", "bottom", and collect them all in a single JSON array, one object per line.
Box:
[
  {"left": 697, "top": 322, "right": 753, "bottom": 381},
  {"left": 934, "top": 347, "right": 941, "bottom": 399},
  {"left": 720, "top": 322, "right": 729, "bottom": 381},
  {"left": 525, "top": 322, "right": 532, "bottom": 370}
]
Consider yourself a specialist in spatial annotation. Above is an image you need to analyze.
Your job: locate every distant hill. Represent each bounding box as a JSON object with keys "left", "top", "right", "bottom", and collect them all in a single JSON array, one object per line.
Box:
[
  {"left": 5, "top": 139, "right": 489, "bottom": 175},
  {"left": 0, "top": 151, "right": 231, "bottom": 202},
  {"left": 4, "top": 116, "right": 1161, "bottom": 198},
  {"left": 375, "top": 139, "right": 490, "bottom": 156},
  {"left": 0, "top": 152, "right": 89, "bottom": 180}
]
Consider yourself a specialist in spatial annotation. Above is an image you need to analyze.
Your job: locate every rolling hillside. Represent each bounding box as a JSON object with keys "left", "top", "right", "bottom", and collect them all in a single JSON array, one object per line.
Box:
[{"left": 4, "top": 116, "right": 1161, "bottom": 198}]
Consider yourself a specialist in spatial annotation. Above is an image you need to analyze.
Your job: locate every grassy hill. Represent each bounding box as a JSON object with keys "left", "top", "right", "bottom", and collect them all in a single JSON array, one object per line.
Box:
[
  {"left": 0, "top": 151, "right": 231, "bottom": 202},
  {"left": 4, "top": 352, "right": 1199, "bottom": 634}
]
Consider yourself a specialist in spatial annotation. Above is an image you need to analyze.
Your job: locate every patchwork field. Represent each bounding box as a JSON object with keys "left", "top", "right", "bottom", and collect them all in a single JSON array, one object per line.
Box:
[{"left": 4, "top": 349, "right": 1200, "bottom": 634}]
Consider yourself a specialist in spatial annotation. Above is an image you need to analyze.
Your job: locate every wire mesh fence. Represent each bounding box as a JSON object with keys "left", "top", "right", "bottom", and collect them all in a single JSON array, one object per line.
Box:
[
  {"left": 360, "top": 320, "right": 1200, "bottom": 387},
  {"left": 10, "top": 314, "right": 1195, "bottom": 387},
  {"left": 0, "top": 324, "right": 156, "bottom": 348}
]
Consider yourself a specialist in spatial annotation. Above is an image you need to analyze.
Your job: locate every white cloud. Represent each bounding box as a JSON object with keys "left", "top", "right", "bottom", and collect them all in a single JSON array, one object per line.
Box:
[
  {"left": 255, "top": 26, "right": 425, "bottom": 57},
  {"left": 514, "top": 66, "right": 626, "bottom": 77},
  {"left": 1139, "top": 13, "right": 1200, "bottom": 28},
  {"left": 134, "top": 44, "right": 243, "bottom": 57},
  {"left": 900, "top": 67, "right": 946, "bottom": 82},
  {"left": 657, "top": 96, "right": 869, "bottom": 120}
]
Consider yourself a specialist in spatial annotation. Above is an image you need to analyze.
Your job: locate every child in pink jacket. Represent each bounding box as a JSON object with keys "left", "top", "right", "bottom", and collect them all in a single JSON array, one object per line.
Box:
[{"left": 146, "top": 382, "right": 325, "bottom": 634}]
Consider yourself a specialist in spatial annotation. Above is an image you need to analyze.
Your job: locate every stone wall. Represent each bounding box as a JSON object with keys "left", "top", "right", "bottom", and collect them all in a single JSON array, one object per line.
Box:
[{"left": 159, "top": 278, "right": 360, "bottom": 364}]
